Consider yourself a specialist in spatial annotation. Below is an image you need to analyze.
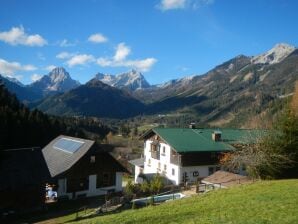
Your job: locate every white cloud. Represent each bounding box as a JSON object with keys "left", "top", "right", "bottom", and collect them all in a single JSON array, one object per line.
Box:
[
  {"left": 113, "top": 43, "right": 131, "bottom": 61},
  {"left": 123, "top": 58, "right": 157, "bottom": 72},
  {"left": 192, "top": 0, "right": 214, "bottom": 9},
  {"left": 88, "top": 33, "right": 108, "bottom": 43},
  {"left": 57, "top": 51, "right": 96, "bottom": 67},
  {"left": 23, "top": 64, "right": 37, "bottom": 71},
  {"left": 56, "top": 51, "right": 74, "bottom": 59},
  {"left": 97, "top": 57, "right": 112, "bottom": 67},
  {"left": 96, "top": 43, "right": 157, "bottom": 72},
  {"left": 158, "top": 0, "right": 214, "bottom": 11},
  {"left": 59, "top": 39, "right": 77, "bottom": 47},
  {"left": 159, "top": 0, "right": 186, "bottom": 10},
  {"left": 0, "top": 26, "right": 47, "bottom": 46},
  {"left": 66, "top": 54, "right": 95, "bottom": 67},
  {"left": 31, "top": 73, "right": 42, "bottom": 82},
  {"left": 45, "top": 65, "right": 56, "bottom": 71},
  {"left": 0, "top": 58, "right": 37, "bottom": 80}
]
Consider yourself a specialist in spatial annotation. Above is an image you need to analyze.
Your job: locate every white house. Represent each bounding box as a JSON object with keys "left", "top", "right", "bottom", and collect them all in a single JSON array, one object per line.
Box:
[
  {"left": 131, "top": 128, "right": 262, "bottom": 185},
  {"left": 42, "top": 135, "right": 127, "bottom": 199}
]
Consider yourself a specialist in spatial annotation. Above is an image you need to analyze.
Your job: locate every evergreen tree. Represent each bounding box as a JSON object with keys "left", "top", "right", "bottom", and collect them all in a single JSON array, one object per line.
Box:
[{"left": 0, "top": 84, "right": 110, "bottom": 150}]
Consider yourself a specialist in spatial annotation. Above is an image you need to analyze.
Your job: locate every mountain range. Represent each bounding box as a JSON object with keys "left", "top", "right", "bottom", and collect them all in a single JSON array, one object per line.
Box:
[
  {"left": 0, "top": 67, "right": 80, "bottom": 102},
  {"left": 95, "top": 69, "right": 150, "bottom": 91},
  {"left": 0, "top": 67, "right": 150, "bottom": 102},
  {"left": 35, "top": 78, "right": 145, "bottom": 119},
  {"left": 1, "top": 43, "right": 297, "bottom": 127}
]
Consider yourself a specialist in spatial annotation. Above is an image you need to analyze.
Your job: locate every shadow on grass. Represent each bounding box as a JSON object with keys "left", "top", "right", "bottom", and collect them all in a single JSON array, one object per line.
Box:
[{"left": 16, "top": 196, "right": 106, "bottom": 224}]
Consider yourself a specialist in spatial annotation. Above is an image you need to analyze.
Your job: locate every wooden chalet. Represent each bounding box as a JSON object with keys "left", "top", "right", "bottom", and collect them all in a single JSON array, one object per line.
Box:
[{"left": 42, "top": 135, "right": 127, "bottom": 200}]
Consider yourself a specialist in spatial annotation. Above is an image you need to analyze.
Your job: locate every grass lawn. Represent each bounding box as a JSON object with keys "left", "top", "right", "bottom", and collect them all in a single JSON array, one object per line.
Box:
[{"left": 68, "top": 179, "right": 298, "bottom": 224}]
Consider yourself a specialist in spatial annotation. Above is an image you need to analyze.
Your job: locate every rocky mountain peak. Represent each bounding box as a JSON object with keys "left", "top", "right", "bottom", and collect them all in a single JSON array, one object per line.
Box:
[
  {"left": 0, "top": 74, "right": 24, "bottom": 87},
  {"left": 95, "top": 70, "right": 150, "bottom": 91},
  {"left": 30, "top": 67, "right": 80, "bottom": 93},
  {"left": 251, "top": 43, "right": 296, "bottom": 65},
  {"left": 48, "top": 67, "right": 70, "bottom": 83}
]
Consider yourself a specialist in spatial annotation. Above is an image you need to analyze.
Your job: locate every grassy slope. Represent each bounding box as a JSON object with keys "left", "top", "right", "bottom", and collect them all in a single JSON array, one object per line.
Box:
[{"left": 73, "top": 180, "right": 298, "bottom": 224}]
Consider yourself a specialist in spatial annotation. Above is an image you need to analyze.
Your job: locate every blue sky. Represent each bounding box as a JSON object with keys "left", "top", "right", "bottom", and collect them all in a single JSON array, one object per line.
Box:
[{"left": 0, "top": 0, "right": 298, "bottom": 85}]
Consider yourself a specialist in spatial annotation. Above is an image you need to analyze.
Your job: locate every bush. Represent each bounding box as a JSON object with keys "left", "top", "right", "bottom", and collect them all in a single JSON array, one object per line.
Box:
[
  {"left": 124, "top": 180, "right": 135, "bottom": 198},
  {"left": 150, "top": 174, "right": 164, "bottom": 194},
  {"left": 140, "top": 180, "right": 150, "bottom": 194}
]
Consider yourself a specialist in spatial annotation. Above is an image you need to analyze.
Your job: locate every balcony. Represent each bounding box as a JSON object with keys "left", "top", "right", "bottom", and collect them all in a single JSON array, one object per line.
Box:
[
  {"left": 151, "top": 150, "right": 160, "bottom": 160},
  {"left": 170, "top": 149, "right": 181, "bottom": 165}
]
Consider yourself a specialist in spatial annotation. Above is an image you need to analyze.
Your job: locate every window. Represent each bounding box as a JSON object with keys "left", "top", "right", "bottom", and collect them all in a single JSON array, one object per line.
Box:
[
  {"left": 158, "top": 162, "right": 161, "bottom": 170},
  {"left": 150, "top": 143, "right": 157, "bottom": 152},
  {"left": 162, "top": 146, "right": 166, "bottom": 155},
  {"left": 53, "top": 138, "right": 84, "bottom": 154},
  {"left": 164, "top": 164, "right": 167, "bottom": 171},
  {"left": 151, "top": 142, "right": 160, "bottom": 160},
  {"left": 209, "top": 167, "right": 215, "bottom": 175},
  {"left": 96, "top": 172, "right": 116, "bottom": 188},
  {"left": 172, "top": 168, "right": 175, "bottom": 176},
  {"left": 90, "top": 156, "right": 96, "bottom": 163},
  {"left": 103, "top": 173, "right": 110, "bottom": 186},
  {"left": 193, "top": 171, "right": 199, "bottom": 177},
  {"left": 148, "top": 158, "right": 151, "bottom": 166}
]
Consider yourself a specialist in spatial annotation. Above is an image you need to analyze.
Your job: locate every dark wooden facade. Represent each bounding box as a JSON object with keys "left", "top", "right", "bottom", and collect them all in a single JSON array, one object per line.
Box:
[
  {"left": 180, "top": 152, "right": 222, "bottom": 166},
  {"left": 56, "top": 146, "right": 126, "bottom": 193},
  {"left": 0, "top": 148, "right": 50, "bottom": 212}
]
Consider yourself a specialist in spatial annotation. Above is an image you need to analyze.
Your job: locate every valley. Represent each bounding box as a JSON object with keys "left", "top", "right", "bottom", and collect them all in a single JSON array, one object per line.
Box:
[
  {"left": 1, "top": 2, "right": 298, "bottom": 224},
  {"left": 1, "top": 43, "right": 297, "bottom": 128}
]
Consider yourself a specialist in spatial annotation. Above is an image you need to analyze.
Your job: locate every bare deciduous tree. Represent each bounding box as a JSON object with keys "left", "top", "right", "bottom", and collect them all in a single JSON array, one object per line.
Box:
[{"left": 220, "top": 134, "right": 292, "bottom": 179}]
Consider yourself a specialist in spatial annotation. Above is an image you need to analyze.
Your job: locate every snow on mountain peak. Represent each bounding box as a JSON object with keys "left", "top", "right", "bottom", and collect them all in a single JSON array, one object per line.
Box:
[
  {"left": 251, "top": 43, "right": 296, "bottom": 65},
  {"left": 157, "top": 75, "right": 195, "bottom": 88},
  {"left": 95, "top": 73, "right": 114, "bottom": 83},
  {"left": 49, "top": 67, "right": 70, "bottom": 83},
  {"left": 30, "top": 67, "right": 80, "bottom": 92},
  {"left": 95, "top": 69, "right": 150, "bottom": 91},
  {"left": 0, "top": 74, "right": 25, "bottom": 87}
]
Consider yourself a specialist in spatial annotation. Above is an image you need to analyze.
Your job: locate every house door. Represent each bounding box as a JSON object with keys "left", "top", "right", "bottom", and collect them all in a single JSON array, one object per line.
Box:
[{"left": 182, "top": 172, "right": 189, "bottom": 185}]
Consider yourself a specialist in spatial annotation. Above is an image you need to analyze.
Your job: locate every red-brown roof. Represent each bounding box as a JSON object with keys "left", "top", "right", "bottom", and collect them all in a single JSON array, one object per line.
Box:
[{"left": 202, "top": 171, "right": 251, "bottom": 187}]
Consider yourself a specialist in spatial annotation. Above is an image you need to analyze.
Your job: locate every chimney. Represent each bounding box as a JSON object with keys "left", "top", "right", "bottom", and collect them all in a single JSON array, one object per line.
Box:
[
  {"left": 189, "top": 122, "right": 196, "bottom": 129},
  {"left": 212, "top": 130, "right": 222, "bottom": 141}
]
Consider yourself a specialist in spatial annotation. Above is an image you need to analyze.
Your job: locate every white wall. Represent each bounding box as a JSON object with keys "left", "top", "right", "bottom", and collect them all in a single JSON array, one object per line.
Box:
[
  {"left": 57, "top": 172, "right": 123, "bottom": 199},
  {"left": 143, "top": 140, "right": 180, "bottom": 185},
  {"left": 141, "top": 139, "right": 222, "bottom": 185},
  {"left": 115, "top": 172, "right": 123, "bottom": 192},
  {"left": 57, "top": 178, "right": 66, "bottom": 196},
  {"left": 134, "top": 166, "right": 144, "bottom": 183},
  {"left": 180, "top": 165, "right": 218, "bottom": 183}
]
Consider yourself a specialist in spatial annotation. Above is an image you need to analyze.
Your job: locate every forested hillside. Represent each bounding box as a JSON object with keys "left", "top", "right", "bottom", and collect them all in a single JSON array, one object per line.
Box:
[{"left": 0, "top": 83, "right": 109, "bottom": 150}]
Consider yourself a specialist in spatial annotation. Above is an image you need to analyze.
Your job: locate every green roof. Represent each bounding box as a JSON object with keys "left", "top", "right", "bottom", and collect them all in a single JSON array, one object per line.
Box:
[{"left": 149, "top": 128, "right": 267, "bottom": 153}]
